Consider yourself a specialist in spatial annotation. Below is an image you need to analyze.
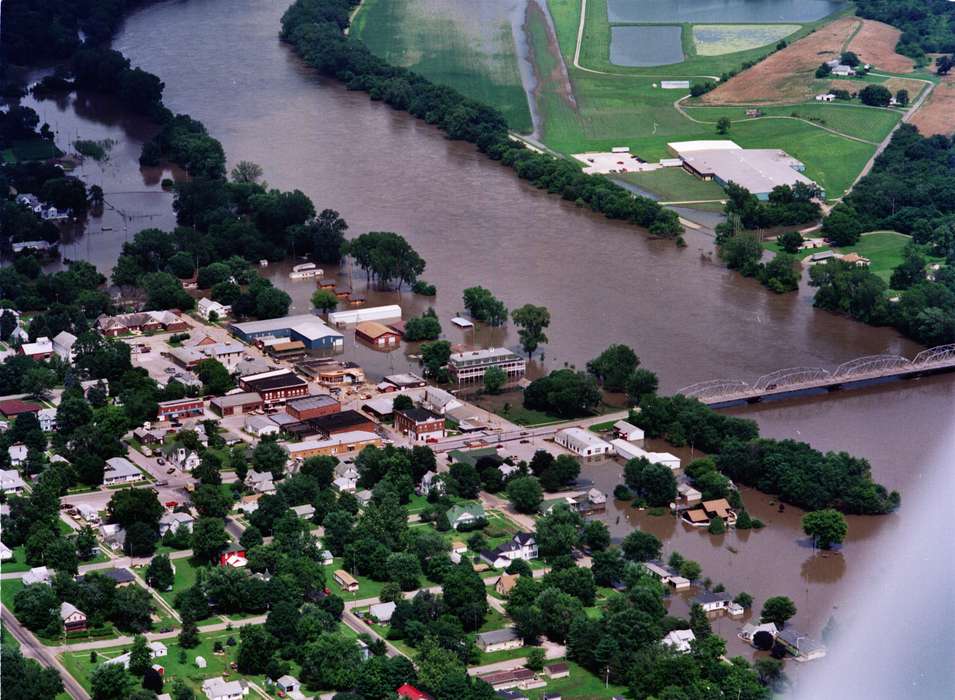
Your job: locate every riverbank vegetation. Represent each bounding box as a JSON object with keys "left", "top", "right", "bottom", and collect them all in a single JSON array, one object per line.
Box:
[
  {"left": 636, "top": 394, "right": 900, "bottom": 514},
  {"left": 280, "top": 0, "right": 683, "bottom": 240}
]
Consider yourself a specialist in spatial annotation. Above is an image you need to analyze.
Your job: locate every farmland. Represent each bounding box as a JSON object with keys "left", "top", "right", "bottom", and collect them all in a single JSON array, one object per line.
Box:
[
  {"left": 692, "top": 24, "right": 801, "bottom": 56},
  {"left": 351, "top": 0, "right": 533, "bottom": 133}
]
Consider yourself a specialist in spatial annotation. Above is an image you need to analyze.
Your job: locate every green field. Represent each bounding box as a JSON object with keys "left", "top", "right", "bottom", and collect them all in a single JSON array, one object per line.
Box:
[
  {"left": 692, "top": 25, "right": 800, "bottom": 56},
  {"left": 352, "top": 0, "right": 533, "bottom": 133},
  {"left": 766, "top": 231, "right": 944, "bottom": 284},
  {"left": 616, "top": 167, "right": 725, "bottom": 202}
]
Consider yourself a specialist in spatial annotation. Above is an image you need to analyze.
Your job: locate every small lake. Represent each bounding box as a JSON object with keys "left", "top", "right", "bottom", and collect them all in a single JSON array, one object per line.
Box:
[
  {"left": 609, "top": 25, "right": 684, "bottom": 66},
  {"left": 607, "top": 0, "right": 845, "bottom": 24}
]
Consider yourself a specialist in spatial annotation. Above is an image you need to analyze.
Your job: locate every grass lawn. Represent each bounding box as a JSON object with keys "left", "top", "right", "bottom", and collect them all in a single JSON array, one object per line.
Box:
[
  {"left": 0, "top": 545, "right": 31, "bottom": 573},
  {"left": 524, "top": 660, "right": 628, "bottom": 699},
  {"left": 616, "top": 167, "right": 725, "bottom": 202},
  {"left": 0, "top": 579, "right": 24, "bottom": 612},
  {"left": 495, "top": 404, "right": 564, "bottom": 427},
  {"left": 327, "top": 558, "right": 390, "bottom": 601},
  {"left": 156, "top": 558, "right": 215, "bottom": 624},
  {"left": 476, "top": 644, "right": 532, "bottom": 665},
  {"left": 352, "top": 0, "right": 533, "bottom": 133},
  {"left": 477, "top": 607, "right": 510, "bottom": 633},
  {"left": 369, "top": 621, "right": 416, "bottom": 657}
]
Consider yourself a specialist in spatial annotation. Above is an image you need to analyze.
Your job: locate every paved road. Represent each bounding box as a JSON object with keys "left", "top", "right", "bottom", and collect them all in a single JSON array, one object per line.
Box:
[
  {"left": 1, "top": 606, "right": 90, "bottom": 699},
  {"left": 1, "top": 549, "right": 193, "bottom": 580}
]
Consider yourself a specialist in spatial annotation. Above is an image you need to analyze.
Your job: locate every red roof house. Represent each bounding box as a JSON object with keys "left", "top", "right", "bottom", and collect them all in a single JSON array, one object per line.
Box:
[{"left": 397, "top": 684, "right": 433, "bottom": 700}]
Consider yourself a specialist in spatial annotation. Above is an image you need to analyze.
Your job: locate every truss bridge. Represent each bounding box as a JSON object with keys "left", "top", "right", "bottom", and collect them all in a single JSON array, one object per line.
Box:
[{"left": 678, "top": 345, "right": 955, "bottom": 408}]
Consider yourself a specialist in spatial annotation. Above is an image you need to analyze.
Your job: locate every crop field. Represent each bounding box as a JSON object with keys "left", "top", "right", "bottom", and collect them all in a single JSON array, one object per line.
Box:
[
  {"left": 845, "top": 19, "right": 914, "bottom": 74},
  {"left": 910, "top": 75, "right": 955, "bottom": 137},
  {"left": 351, "top": 0, "right": 533, "bottom": 133},
  {"left": 692, "top": 24, "right": 800, "bottom": 56}
]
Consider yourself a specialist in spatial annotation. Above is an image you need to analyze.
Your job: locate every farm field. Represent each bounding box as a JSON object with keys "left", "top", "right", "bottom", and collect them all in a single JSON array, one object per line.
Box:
[
  {"left": 351, "top": 0, "right": 533, "bottom": 133},
  {"left": 692, "top": 24, "right": 800, "bottom": 56},
  {"left": 910, "top": 75, "right": 955, "bottom": 137}
]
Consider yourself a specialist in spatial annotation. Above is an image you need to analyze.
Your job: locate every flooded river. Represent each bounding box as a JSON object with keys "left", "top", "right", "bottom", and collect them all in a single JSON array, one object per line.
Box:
[{"left": 16, "top": 0, "right": 955, "bottom": 679}]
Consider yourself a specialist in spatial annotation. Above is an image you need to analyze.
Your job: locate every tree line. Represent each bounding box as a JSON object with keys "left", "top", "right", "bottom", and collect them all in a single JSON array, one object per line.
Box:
[
  {"left": 854, "top": 0, "right": 955, "bottom": 63},
  {"left": 279, "top": 0, "right": 684, "bottom": 239}
]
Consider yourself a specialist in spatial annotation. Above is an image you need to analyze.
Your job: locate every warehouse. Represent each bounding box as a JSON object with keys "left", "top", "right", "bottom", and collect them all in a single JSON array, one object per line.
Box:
[
  {"left": 210, "top": 392, "right": 263, "bottom": 416},
  {"left": 286, "top": 394, "right": 341, "bottom": 421},
  {"left": 327, "top": 304, "right": 402, "bottom": 326},
  {"left": 355, "top": 321, "right": 401, "bottom": 347},
  {"left": 668, "top": 140, "right": 822, "bottom": 200},
  {"left": 286, "top": 431, "right": 382, "bottom": 460},
  {"left": 230, "top": 314, "right": 344, "bottom": 350},
  {"left": 555, "top": 427, "right": 612, "bottom": 457}
]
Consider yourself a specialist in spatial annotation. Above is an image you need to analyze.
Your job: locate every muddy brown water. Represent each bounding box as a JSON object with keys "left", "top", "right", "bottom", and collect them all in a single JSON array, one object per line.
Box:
[{"left": 12, "top": 0, "right": 955, "bottom": 680}]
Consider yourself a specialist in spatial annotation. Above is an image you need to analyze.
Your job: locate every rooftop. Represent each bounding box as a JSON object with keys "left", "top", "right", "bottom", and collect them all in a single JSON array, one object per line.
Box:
[
  {"left": 231, "top": 313, "right": 343, "bottom": 342},
  {"left": 680, "top": 147, "right": 817, "bottom": 195},
  {"left": 356, "top": 321, "right": 398, "bottom": 338},
  {"left": 287, "top": 395, "right": 339, "bottom": 411},
  {"left": 397, "top": 407, "right": 442, "bottom": 424},
  {"left": 210, "top": 392, "right": 262, "bottom": 407},
  {"left": 448, "top": 347, "right": 524, "bottom": 368}
]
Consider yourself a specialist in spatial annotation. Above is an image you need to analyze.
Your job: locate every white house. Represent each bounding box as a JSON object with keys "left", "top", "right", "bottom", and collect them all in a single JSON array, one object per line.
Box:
[
  {"left": 368, "top": 601, "right": 397, "bottom": 624},
  {"left": 662, "top": 628, "right": 695, "bottom": 653},
  {"left": 107, "top": 641, "right": 168, "bottom": 668},
  {"left": 0, "top": 541, "right": 12, "bottom": 561},
  {"left": 0, "top": 467, "right": 26, "bottom": 494},
  {"left": 416, "top": 470, "right": 443, "bottom": 497},
  {"left": 692, "top": 591, "right": 733, "bottom": 614},
  {"left": 7, "top": 444, "right": 27, "bottom": 468},
  {"left": 481, "top": 532, "right": 538, "bottom": 568},
  {"left": 201, "top": 677, "right": 248, "bottom": 700},
  {"left": 332, "top": 476, "right": 357, "bottom": 493},
  {"left": 159, "top": 512, "right": 195, "bottom": 536},
  {"left": 292, "top": 504, "right": 315, "bottom": 520},
  {"left": 421, "top": 387, "right": 463, "bottom": 416},
  {"left": 52, "top": 330, "right": 78, "bottom": 362},
  {"left": 613, "top": 420, "right": 644, "bottom": 444},
  {"left": 23, "top": 566, "right": 52, "bottom": 585},
  {"left": 77, "top": 503, "right": 101, "bottom": 524},
  {"left": 197, "top": 298, "right": 231, "bottom": 321},
  {"left": 244, "top": 415, "right": 279, "bottom": 438},
  {"left": 555, "top": 427, "right": 612, "bottom": 457},
  {"left": 38, "top": 408, "right": 57, "bottom": 432},
  {"left": 103, "top": 457, "right": 143, "bottom": 485},
  {"left": 476, "top": 627, "right": 523, "bottom": 653},
  {"left": 815, "top": 93, "right": 836, "bottom": 102}
]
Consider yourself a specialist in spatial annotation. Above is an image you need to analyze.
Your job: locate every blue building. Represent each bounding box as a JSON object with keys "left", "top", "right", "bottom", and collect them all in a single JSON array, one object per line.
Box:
[{"left": 230, "top": 314, "right": 344, "bottom": 350}]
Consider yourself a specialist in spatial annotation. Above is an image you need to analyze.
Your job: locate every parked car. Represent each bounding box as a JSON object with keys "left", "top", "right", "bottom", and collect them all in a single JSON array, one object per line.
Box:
[
  {"left": 166, "top": 468, "right": 176, "bottom": 475},
  {"left": 157, "top": 458, "right": 166, "bottom": 465}
]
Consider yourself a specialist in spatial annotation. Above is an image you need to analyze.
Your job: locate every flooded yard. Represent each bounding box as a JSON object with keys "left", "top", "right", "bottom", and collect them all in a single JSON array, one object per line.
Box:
[
  {"left": 607, "top": 0, "right": 845, "bottom": 24},
  {"left": 609, "top": 25, "right": 684, "bottom": 67}
]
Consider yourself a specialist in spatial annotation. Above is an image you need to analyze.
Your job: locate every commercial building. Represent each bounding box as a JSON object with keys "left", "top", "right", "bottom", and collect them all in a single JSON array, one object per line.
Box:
[
  {"left": 285, "top": 430, "right": 382, "bottom": 460},
  {"left": 230, "top": 313, "right": 344, "bottom": 350},
  {"left": 103, "top": 457, "right": 143, "bottom": 485},
  {"left": 286, "top": 395, "right": 341, "bottom": 421},
  {"left": 421, "top": 387, "right": 463, "bottom": 415},
  {"left": 297, "top": 360, "right": 365, "bottom": 386},
  {"left": 327, "top": 304, "right": 401, "bottom": 326},
  {"left": 308, "top": 410, "right": 378, "bottom": 437},
  {"left": 668, "top": 140, "right": 822, "bottom": 200},
  {"left": 613, "top": 420, "right": 644, "bottom": 443},
  {"left": 448, "top": 348, "right": 526, "bottom": 384},
  {"left": 157, "top": 397, "right": 205, "bottom": 421},
  {"left": 263, "top": 339, "right": 307, "bottom": 361},
  {"left": 210, "top": 392, "right": 263, "bottom": 416},
  {"left": 355, "top": 321, "right": 401, "bottom": 347},
  {"left": 239, "top": 369, "right": 309, "bottom": 405},
  {"left": 555, "top": 427, "right": 612, "bottom": 457},
  {"left": 394, "top": 407, "right": 445, "bottom": 442},
  {"left": 244, "top": 415, "right": 280, "bottom": 438},
  {"left": 96, "top": 310, "right": 188, "bottom": 336}
]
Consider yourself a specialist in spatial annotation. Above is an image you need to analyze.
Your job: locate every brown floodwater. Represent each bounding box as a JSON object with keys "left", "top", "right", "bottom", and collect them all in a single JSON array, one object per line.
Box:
[{"left": 12, "top": 0, "right": 955, "bottom": 680}]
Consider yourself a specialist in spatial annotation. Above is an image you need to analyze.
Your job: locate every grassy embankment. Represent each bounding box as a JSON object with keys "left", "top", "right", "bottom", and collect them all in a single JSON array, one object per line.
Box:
[
  {"left": 351, "top": 0, "right": 533, "bottom": 133},
  {"left": 536, "top": 0, "right": 902, "bottom": 199}
]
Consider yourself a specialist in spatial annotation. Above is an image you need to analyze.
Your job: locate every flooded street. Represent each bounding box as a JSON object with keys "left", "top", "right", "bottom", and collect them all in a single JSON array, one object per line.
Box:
[{"left": 15, "top": 0, "right": 954, "bottom": 675}]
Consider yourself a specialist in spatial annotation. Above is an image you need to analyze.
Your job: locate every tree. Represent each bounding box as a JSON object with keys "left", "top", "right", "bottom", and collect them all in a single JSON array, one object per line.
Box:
[
  {"left": 708, "top": 516, "right": 726, "bottom": 535},
  {"left": 483, "top": 366, "right": 506, "bottom": 394},
  {"left": 191, "top": 517, "right": 230, "bottom": 564},
  {"left": 462, "top": 287, "right": 508, "bottom": 326},
  {"left": 178, "top": 620, "right": 200, "bottom": 648},
  {"left": 14, "top": 584, "right": 61, "bottom": 635},
  {"left": 386, "top": 552, "right": 422, "bottom": 591},
  {"left": 447, "top": 462, "right": 481, "bottom": 499},
  {"left": 403, "top": 311, "right": 441, "bottom": 341},
  {"left": 124, "top": 521, "right": 159, "bottom": 557},
  {"left": 526, "top": 647, "right": 545, "bottom": 671},
  {"left": 128, "top": 634, "right": 152, "bottom": 676},
  {"left": 230, "top": 160, "right": 264, "bottom": 184},
  {"left": 308, "top": 209, "right": 349, "bottom": 263},
  {"left": 778, "top": 231, "right": 803, "bottom": 254},
  {"left": 523, "top": 370, "right": 600, "bottom": 418},
  {"left": 679, "top": 559, "right": 702, "bottom": 581},
  {"left": 894, "top": 89, "right": 909, "bottom": 107},
  {"left": 511, "top": 304, "right": 550, "bottom": 356},
  {"left": 621, "top": 530, "right": 661, "bottom": 562},
  {"left": 1, "top": 645, "right": 64, "bottom": 699},
  {"left": 802, "top": 509, "right": 848, "bottom": 549},
  {"left": 581, "top": 520, "right": 611, "bottom": 551},
  {"left": 859, "top": 84, "right": 892, "bottom": 107},
  {"left": 937, "top": 55, "right": 954, "bottom": 76},
  {"left": 539, "top": 454, "right": 580, "bottom": 492},
  {"left": 196, "top": 359, "right": 234, "bottom": 395},
  {"left": 442, "top": 564, "right": 489, "bottom": 630},
  {"left": 344, "top": 231, "right": 425, "bottom": 290},
  {"left": 90, "top": 663, "right": 131, "bottom": 700},
  {"left": 252, "top": 440, "right": 287, "bottom": 479},
  {"left": 716, "top": 117, "right": 731, "bottom": 135},
  {"left": 300, "top": 634, "right": 362, "bottom": 690},
  {"left": 591, "top": 548, "right": 625, "bottom": 586},
  {"left": 734, "top": 592, "right": 753, "bottom": 609},
  {"left": 759, "top": 253, "right": 800, "bottom": 293},
  {"left": 506, "top": 476, "right": 543, "bottom": 514},
  {"left": 311, "top": 288, "right": 339, "bottom": 314},
  {"left": 587, "top": 344, "right": 639, "bottom": 391},
  {"left": 720, "top": 234, "right": 762, "bottom": 276},
  {"left": 625, "top": 368, "right": 658, "bottom": 404},
  {"left": 420, "top": 340, "right": 451, "bottom": 378},
  {"left": 535, "top": 506, "right": 582, "bottom": 558},
  {"left": 146, "top": 554, "right": 174, "bottom": 591},
  {"left": 689, "top": 603, "right": 712, "bottom": 639},
  {"left": 760, "top": 596, "right": 797, "bottom": 627},
  {"left": 624, "top": 458, "right": 677, "bottom": 507},
  {"left": 237, "top": 624, "right": 276, "bottom": 674},
  {"left": 107, "top": 489, "right": 163, "bottom": 530},
  {"left": 392, "top": 394, "right": 414, "bottom": 412},
  {"left": 111, "top": 585, "right": 154, "bottom": 632}
]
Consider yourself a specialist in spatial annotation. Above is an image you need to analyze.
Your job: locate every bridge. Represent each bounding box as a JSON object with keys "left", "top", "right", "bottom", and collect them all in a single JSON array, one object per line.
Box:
[{"left": 678, "top": 344, "right": 955, "bottom": 408}]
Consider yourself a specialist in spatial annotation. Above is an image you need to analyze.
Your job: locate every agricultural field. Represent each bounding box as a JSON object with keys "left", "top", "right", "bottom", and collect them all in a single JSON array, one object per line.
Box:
[
  {"left": 616, "top": 167, "right": 725, "bottom": 203},
  {"left": 351, "top": 0, "right": 533, "bottom": 133},
  {"left": 692, "top": 24, "right": 800, "bottom": 56}
]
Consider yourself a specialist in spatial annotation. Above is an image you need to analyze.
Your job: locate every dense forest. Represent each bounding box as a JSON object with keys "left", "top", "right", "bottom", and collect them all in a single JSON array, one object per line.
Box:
[
  {"left": 855, "top": 0, "right": 955, "bottom": 60},
  {"left": 279, "top": 0, "right": 684, "bottom": 239}
]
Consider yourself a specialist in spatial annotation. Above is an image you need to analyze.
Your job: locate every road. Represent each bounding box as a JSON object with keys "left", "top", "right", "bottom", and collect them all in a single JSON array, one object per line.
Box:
[
  {"left": 1, "top": 606, "right": 91, "bottom": 700},
  {"left": 1, "top": 549, "right": 194, "bottom": 581}
]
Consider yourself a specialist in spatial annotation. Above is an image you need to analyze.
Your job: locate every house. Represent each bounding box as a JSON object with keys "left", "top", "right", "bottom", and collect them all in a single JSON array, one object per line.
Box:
[
  {"left": 775, "top": 628, "right": 827, "bottom": 661},
  {"left": 394, "top": 407, "right": 445, "bottom": 442},
  {"left": 355, "top": 321, "right": 401, "bottom": 347},
  {"left": 676, "top": 481, "right": 702, "bottom": 504},
  {"left": 159, "top": 512, "right": 195, "bottom": 536},
  {"left": 37, "top": 408, "right": 57, "bottom": 432},
  {"left": 52, "top": 330, "right": 78, "bottom": 362},
  {"left": 0, "top": 400, "right": 41, "bottom": 419},
  {"left": 448, "top": 348, "right": 526, "bottom": 384},
  {"left": 334, "top": 569, "right": 359, "bottom": 593},
  {"left": 692, "top": 590, "right": 733, "bottom": 614},
  {"left": 99, "top": 524, "right": 126, "bottom": 549},
  {"left": 497, "top": 691, "right": 529, "bottom": 700},
  {"left": 396, "top": 684, "right": 433, "bottom": 700},
  {"left": 76, "top": 503, "right": 100, "bottom": 524},
  {"left": 739, "top": 622, "right": 779, "bottom": 650},
  {"left": 104, "top": 641, "right": 167, "bottom": 669},
  {"left": 815, "top": 93, "right": 836, "bottom": 102},
  {"left": 237, "top": 494, "right": 261, "bottom": 515},
  {"left": 244, "top": 414, "right": 279, "bottom": 438},
  {"left": 662, "top": 628, "right": 695, "bottom": 653},
  {"left": 201, "top": 678, "right": 248, "bottom": 700},
  {"left": 0, "top": 467, "right": 26, "bottom": 493},
  {"left": 641, "top": 561, "right": 691, "bottom": 590},
  {"left": 478, "top": 668, "right": 539, "bottom": 691},
  {"left": 319, "top": 550, "right": 334, "bottom": 566},
  {"left": 220, "top": 547, "right": 247, "bottom": 568},
  {"left": 23, "top": 566, "right": 52, "bottom": 585},
  {"left": 543, "top": 663, "right": 570, "bottom": 679},
  {"left": 494, "top": 573, "right": 519, "bottom": 597},
  {"left": 209, "top": 392, "right": 263, "bottom": 417},
  {"left": 244, "top": 469, "right": 274, "bottom": 491},
  {"left": 286, "top": 395, "right": 341, "bottom": 421},
  {"left": 417, "top": 470, "right": 444, "bottom": 496},
  {"left": 701, "top": 498, "right": 737, "bottom": 525},
  {"left": 96, "top": 310, "right": 187, "bottom": 337},
  {"left": 446, "top": 503, "right": 486, "bottom": 530},
  {"left": 421, "top": 387, "right": 463, "bottom": 416},
  {"left": 276, "top": 675, "right": 308, "bottom": 700},
  {"left": 0, "top": 542, "right": 13, "bottom": 561},
  {"left": 292, "top": 504, "right": 315, "bottom": 520},
  {"left": 97, "top": 568, "right": 136, "bottom": 587},
  {"left": 612, "top": 420, "right": 644, "bottom": 443},
  {"left": 368, "top": 601, "right": 396, "bottom": 623},
  {"left": 841, "top": 252, "right": 871, "bottom": 267},
  {"left": 133, "top": 426, "right": 168, "bottom": 445},
  {"left": 163, "top": 445, "right": 201, "bottom": 472},
  {"left": 356, "top": 489, "right": 372, "bottom": 506},
  {"left": 103, "top": 457, "right": 142, "bottom": 485},
  {"left": 18, "top": 336, "right": 54, "bottom": 360},
  {"left": 7, "top": 444, "right": 27, "bottom": 467},
  {"left": 476, "top": 627, "right": 523, "bottom": 653},
  {"left": 481, "top": 533, "right": 538, "bottom": 568},
  {"left": 831, "top": 64, "right": 855, "bottom": 76},
  {"left": 197, "top": 298, "right": 231, "bottom": 321},
  {"left": 555, "top": 427, "right": 612, "bottom": 457},
  {"left": 586, "top": 487, "right": 607, "bottom": 507},
  {"left": 157, "top": 397, "right": 205, "bottom": 421},
  {"left": 333, "top": 475, "right": 357, "bottom": 493}
]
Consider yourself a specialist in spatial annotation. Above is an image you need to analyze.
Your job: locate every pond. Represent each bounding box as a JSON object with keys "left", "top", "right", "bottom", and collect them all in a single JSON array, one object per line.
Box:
[
  {"left": 607, "top": 0, "right": 845, "bottom": 24},
  {"left": 609, "top": 25, "right": 684, "bottom": 67}
]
